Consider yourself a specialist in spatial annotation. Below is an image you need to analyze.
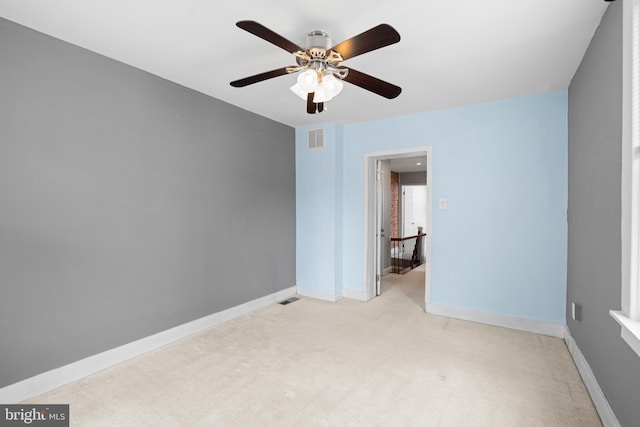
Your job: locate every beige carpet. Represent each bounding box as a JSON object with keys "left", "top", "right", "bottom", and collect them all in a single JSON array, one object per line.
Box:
[{"left": 27, "top": 267, "right": 602, "bottom": 426}]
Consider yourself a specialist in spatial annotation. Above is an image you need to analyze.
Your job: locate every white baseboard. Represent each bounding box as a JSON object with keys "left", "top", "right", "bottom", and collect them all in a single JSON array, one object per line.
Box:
[
  {"left": 0, "top": 286, "right": 297, "bottom": 404},
  {"left": 563, "top": 326, "right": 620, "bottom": 427},
  {"left": 342, "top": 288, "right": 368, "bottom": 302},
  {"left": 425, "top": 303, "right": 565, "bottom": 338},
  {"left": 382, "top": 267, "right": 393, "bottom": 276},
  {"left": 296, "top": 288, "right": 342, "bottom": 302}
]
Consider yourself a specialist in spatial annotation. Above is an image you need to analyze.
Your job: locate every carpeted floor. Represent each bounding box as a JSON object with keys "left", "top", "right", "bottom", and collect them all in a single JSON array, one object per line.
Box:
[{"left": 26, "top": 267, "right": 602, "bottom": 426}]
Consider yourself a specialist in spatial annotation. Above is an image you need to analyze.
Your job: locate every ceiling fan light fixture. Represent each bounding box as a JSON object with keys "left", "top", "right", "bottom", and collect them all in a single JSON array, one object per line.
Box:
[
  {"left": 297, "top": 69, "right": 319, "bottom": 92},
  {"left": 231, "top": 21, "right": 402, "bottom": 114},
  {"left": 322, "top": 73, "right": 344, "bottom": 98},
  {"left": 313, "top": 74, "right": 343, "bottom": 103},
  {"left": 313, "top": 86, "right": 330, "bottom": 103},
  {"left": 290, "top": 83, "right": 308, "bottom": 100}
]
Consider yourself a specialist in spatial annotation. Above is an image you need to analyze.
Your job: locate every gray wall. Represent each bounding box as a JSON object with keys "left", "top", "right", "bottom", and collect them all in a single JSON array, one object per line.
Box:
[
  {"left": 0, "top": 18, "right": 295, "bottom": 388},
  {"left": 567, "top": 2, "right": 640, "bottom": 425},
  {"left": 398, "top": 171, "right": 427, "bottom": 186}
]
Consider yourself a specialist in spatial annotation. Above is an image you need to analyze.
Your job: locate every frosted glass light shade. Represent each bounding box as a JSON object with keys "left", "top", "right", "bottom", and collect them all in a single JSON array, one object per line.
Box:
[
  {"left": 322, "top": 73, "right": 343, "bottom": 98},
  {"left": 290, "top": 83, "right": 308, "bottom": 100},
  {"left": 297, "top": 69, "right": 319, "bottom": 92},
  {"left": 313, "top": 74, "right": 344, "bottom": 103},
  {"left": 313, "top": 86, "right": 330, "bottom": 103},
  {"left": 292, "top": 70, "right": 345, "bottom": 104}
]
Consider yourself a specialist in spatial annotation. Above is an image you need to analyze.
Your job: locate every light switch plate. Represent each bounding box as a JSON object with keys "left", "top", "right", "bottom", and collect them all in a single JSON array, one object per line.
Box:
[{"left": 439, "top": 198, "right": 448, "bottom": 209}]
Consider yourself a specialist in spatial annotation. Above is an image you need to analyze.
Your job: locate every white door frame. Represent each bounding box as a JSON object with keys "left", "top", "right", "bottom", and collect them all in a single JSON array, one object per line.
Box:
[
  {"left": 363, "top": 146, "right": 433, "bottom": 307},
  {"left": 374, "top": 160, "right": 383, "bottom": 296}
]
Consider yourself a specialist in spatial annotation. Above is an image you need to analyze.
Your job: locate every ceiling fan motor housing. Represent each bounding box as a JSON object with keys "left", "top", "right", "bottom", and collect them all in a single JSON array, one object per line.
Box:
[
  {"left": 296, "top": 30, "right": 344, "bottom": 73},
  {"left": 304, "top": 30, "right": 332, "bottom": 50}
]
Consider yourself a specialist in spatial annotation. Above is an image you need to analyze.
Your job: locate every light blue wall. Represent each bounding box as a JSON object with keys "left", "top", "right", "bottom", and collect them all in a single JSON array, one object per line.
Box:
[
  {"left": 297, "top": 91, "right": 568, "bottom": 323},
  {"left": 296, "top": 123, "right": 343, "bottom": 298}
]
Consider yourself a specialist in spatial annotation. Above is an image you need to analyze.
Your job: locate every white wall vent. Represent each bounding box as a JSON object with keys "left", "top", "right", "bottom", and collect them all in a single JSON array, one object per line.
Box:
[{"left": 308, "top": 128, "right": 324, "bottom": 150}]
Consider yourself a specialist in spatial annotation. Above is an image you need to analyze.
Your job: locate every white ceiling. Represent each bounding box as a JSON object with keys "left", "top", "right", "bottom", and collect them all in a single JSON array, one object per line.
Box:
[
  {"left": 0, "top": 0, "right": 608, "bottom": 128},
  {"left": 390, "top": 157, "right": 427, "bottom": 173}
]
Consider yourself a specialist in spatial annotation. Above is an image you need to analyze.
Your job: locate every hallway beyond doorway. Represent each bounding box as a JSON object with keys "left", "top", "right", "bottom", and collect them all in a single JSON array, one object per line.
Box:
[{"left": 381, "top": 264, "right": 426, "bottom": 309}]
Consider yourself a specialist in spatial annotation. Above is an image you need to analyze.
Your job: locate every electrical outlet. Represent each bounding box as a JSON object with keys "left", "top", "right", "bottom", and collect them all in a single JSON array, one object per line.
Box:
[{"left": 571, "top": 302, "right": 582, "bottom": 321}]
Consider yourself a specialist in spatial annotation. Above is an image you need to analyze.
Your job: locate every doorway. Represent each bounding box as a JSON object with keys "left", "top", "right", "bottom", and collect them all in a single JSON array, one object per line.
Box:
[
  {"left": 399, "top": 184, "right": 428, "bottom": 268},
  {"left": 363, "top": 146, "right": 432, "bottom": 309}
]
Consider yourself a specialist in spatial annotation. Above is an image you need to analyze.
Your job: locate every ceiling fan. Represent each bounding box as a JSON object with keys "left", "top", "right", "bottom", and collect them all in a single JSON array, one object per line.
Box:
[{"left": 230, "top": 20, "right": 402, "bottom": 114}]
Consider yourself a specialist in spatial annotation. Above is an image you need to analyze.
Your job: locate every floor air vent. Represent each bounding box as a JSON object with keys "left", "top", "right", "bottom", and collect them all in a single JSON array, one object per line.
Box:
[
  {"left": 279, "top": 297, "right": 300, "bottom": 305},
  {"left": 308, "top": 128, "right": 324, "bottom": 150}
]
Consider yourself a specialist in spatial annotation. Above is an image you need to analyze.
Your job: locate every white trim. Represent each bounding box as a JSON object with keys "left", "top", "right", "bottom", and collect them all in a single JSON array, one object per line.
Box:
[
  {"left": 363, "top": 155, "right": 377, "bottom": 301},
  {"left": 564, "top": 326, "right": 621, "bottom": 427},
  {"left": 296, "top": 288, "right": 343, "bottom": 302},
  {"left": 632, "top": 0, "right": 640, "bottom": 321},
  {"left": 425, "top": 303, "right": 565, "bottom": 338},
  {"left": 618, "top": 0, "right": 640, "bottom": 357},
  {"left": 375, "top": 160, "right": 383, "bottom": 297},
  {"left": 363, "top": 146, "right": 433, "bottom": 304},
  {"left": 610, "top": 310, "right": 640, "bottom": 358},
  {"left": 342, "top": 288, "right": 368, "bottom": 301},
  {"left": 0, "top": 286, "right": 297, "bottom": 404},
  {"left": 424, "top": 151, "right": 433, "bottom": 304},
  {"left": 625, "top": 0, "right": 640, "bottom": 322}
]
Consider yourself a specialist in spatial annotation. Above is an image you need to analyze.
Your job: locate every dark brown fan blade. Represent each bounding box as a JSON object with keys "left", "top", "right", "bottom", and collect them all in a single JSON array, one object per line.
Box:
[
  {"left": 236, "top": 20, "right": 303, "bottom": 53},
  {"left": 342, "top": 67, "right": 402, "bottom": 99},
  {"left": 317, "top": 102, "right": 324, "bottom": 113},
  {"left": 330, "top": 24, "right": 400, "bottom": 61},
  {"left": 307, "top": 92, "right": 316, "bottom": 114},
  {"left": 230, "top": 68, "right": 289, "bottom": 87}
]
